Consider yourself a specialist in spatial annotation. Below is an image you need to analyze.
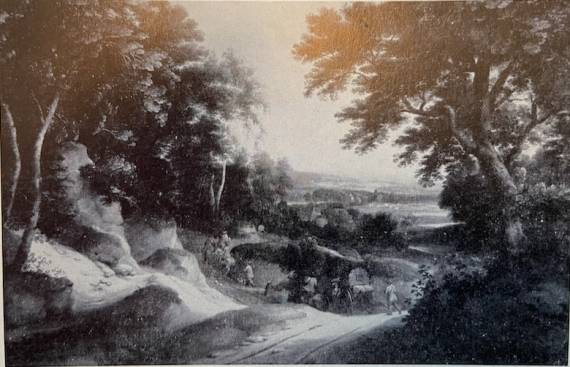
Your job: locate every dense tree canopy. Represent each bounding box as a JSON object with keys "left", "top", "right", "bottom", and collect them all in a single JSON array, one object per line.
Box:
[
  {"left": 294, "top": 1, "right": 570, "bottom": 251},
  {"left": 248, "top": 152, "right": 294, "bottom": 224},
  {"left": 1, "top": 0, "right": 157, "bottom": 270},
  {"left": 0, "top": 0, "right": 271, "bottom": 269}
]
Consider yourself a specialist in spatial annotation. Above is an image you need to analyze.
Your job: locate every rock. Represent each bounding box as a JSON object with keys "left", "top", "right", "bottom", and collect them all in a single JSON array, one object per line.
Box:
[
  {"left": 58, "top": 142, "right": 139, "bottom": 273},
  {"left": 95, "top": 261, "right": 116, "bottom": 278},
  {"left": 4, "top": 272, "right": 73, "bottom": 328},
  {"left": 25, "top": 237, "right": 131, "bottom": 312},
  {"left": 18, "top": 225, "right": 243, "bottom": 326},
  {"left": 114, "top": 263, "right": 135, "bottom": 277},
  {"left": 71, "top": 226, "right": 127, "bottom": 267},
  {"left": 140, "top": 248, "right": 207, "bottom": 285},
  {"left": 95, "top": 285, "right": 189, "bottom": 329},
  {"left": 124, "top": 216, "right": 183, "bottom": 262}
]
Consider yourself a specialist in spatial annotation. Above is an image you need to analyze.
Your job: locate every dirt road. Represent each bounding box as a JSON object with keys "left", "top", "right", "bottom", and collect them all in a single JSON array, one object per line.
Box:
[{"left": 194, "top": 305, "right": 407, "bottom": 364}]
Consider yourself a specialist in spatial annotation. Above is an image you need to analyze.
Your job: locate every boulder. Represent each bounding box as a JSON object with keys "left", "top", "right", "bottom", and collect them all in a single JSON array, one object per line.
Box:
[
  {"left": 22, "top": 236, "right": 146, "bottom": 312},
  {"left": 72, "top": 225, "right": 136, "bottom": 269},
  {"left": 57, "top": 142, "right": 138, "bottom": 272},
  {"left": 124, "top": 216, "right": 183, "bottom": 262},
  {"left": 24, "top": 236, "right": 243, "bottom": 323},
  {"left": 114, "top": 263, "right": 136, "bottom": 277},
  {"left": 89, "top": 285, "right": 191, "bottom": 331},
  {"left": 140, "top": 248, "right": 207, "bottom": 285}
]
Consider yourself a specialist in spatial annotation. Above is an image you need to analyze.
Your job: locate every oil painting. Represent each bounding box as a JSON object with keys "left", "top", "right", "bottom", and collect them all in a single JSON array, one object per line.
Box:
[{"left": 1, "top": 1, "right": 569, "bottom": 365}]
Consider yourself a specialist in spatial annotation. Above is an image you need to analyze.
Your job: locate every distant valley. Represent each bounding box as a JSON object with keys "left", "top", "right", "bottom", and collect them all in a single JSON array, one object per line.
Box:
[{"left": 287, "top": 171, "right": 452, "bottom": 228}]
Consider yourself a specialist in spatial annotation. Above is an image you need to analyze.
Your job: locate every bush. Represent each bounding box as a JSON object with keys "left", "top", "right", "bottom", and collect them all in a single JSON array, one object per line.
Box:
[
  {"left": 376, "top": 253, "right": 569, "bottom": 364},
  {"left": 358, "top": 212, "right": 398, "bottom": 241},
  {"left": 353, "top": 212, "right": 406, "bottom": 250},
  {"left": 321, "top": 206, "right": 356, "bottom": 232},
  {"left": 439, "top": 170, "right": 505, "bottom": 251},
  {"left": 516, "top": 184, "right": 570, "bottom": 259}
]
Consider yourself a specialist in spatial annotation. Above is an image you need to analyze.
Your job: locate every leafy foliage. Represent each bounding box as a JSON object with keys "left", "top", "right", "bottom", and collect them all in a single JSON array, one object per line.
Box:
[
  {"left": 0, "top": 0, "right": 150, "bottom": 225},
  {"left": 378, "top": 254, "right": 568, "bottom": 364},
  {"left": 294, "top": 2, "right": 569, "bottom": 177},
  {"left": 59, "top": 5, "right": 267, "bottom": 228},
  {"left": 358, "top": 212, "right": 398, "bottom": 242},
  {"left": 440, "top": 148, "right": 570, "bottom": 252},
  {"left": 439, "top": 161, "right": 506, "bottom": 250},
  {"left": 0, "top": 0, "right": 272, "bottom": 236},
  {"left": 399, "top": 137, "right": 569, "bottom": 363},
  {"left": 245, "top": 153, "right": 294, "bottom": 228},
  {"left": 294, "top": 2, "right": 570, "bottom": 252}
]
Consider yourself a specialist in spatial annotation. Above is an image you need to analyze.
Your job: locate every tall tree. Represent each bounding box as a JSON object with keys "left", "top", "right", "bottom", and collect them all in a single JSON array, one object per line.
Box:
[
  {"left": 82, "top": 31, "right": 264, "bottom": 227},
  {"left": 249, "top": 153, "right": 294, "bottom": 226},
  {"left": 293, "top": 1, "right": 570, "bottom": 252},
  {"left": 79, "top": 1, "right": 207, "bottom": 221},
  {"left": 1, "top": 102, "right": 20, "bottom": 223},
  {"left": 0, "top": 0, "right": 147, "bottom": 271}
]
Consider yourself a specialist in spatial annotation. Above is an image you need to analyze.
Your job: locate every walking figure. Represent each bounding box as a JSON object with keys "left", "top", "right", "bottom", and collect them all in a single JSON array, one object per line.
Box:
[
  {"left": 385, "top": 280, "right": 402, "bottom": 315},
  {"left": 244, "top": 261, "right": 254, "bottom": 287},
  {"left": 202, "top": 237, "right": 215, "bottom": 263}
]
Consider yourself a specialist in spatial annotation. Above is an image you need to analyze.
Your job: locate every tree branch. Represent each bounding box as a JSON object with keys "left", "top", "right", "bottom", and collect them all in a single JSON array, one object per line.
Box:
[
  {"left": 401, "top": 99, "right": 439, "bottom": 118},
  {"left": 44, "top": 94, "right": 60, "bottom": 127},
  {"left": 419, "top": 92, "right": 428, "bottom": 111},
  {"left": 490, "top": 60, "right": 516, "bottom": 108},
  {"left": 444, "top": 105, "right": 477, "bottom": 152},
  {"left": 494, "top": 88, "right": 514, "bottom": 110},
  {"left": 528, "top": 100, "right": 553, "bottom": 131},
  {"left": 504, "top": 102, "right": 553, "bottom": 168},
  {"left": 32, "top": 93, "right": 45, "bottom": 122}
]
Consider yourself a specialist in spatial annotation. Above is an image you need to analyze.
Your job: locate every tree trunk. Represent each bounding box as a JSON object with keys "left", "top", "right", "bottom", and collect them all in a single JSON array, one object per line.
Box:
[
  {"left": 209, "top": 174, "right": 216, "bottom": 217},
  {"left": 1, "top": 102, "right": 21, "bottom": 224},
  {"left": 214, "top": 159, "right": 227, "bottom": 217},
  {"left": 474, "top": 140, "right": 527, "bottom": 253},
  {"left": 9, "top": 94, "right": 60, "bottom": 273}
]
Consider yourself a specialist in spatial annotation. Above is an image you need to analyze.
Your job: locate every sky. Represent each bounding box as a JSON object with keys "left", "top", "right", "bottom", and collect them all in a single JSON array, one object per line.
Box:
[{"left": 178, "top": 2, "right": 424, "bottom": 186}]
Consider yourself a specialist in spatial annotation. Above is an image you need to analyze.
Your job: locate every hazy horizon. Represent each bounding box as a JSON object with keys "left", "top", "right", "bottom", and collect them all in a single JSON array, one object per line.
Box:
[{"left": 178, "top": 2, "right": 434, "bottom": 189}]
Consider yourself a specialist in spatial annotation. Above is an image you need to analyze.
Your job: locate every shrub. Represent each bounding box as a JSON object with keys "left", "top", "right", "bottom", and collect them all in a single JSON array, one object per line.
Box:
[
  {"left": 377, "top": 253, "right": 569, "bottom": 364},
  {"left": 516, "top": 184, "right": 570, "bottom": 259},
  {"left": 353, "top": 212, "right": 406, "bottom": 250},
  {"left": 358, "top": 212, "right": 398, "bottom": 241},
  {"left": 321, "top": 206, "right": 356, "bottom": 232}
]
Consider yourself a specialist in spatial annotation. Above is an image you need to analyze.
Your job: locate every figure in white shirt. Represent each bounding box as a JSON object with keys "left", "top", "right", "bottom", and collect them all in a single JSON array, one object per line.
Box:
[
  {"left": 244, "top": 262, "right": 254, "bottom": 287},
  {"left": 385, "top": 280, "right": 401, "bottom": 315}
]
